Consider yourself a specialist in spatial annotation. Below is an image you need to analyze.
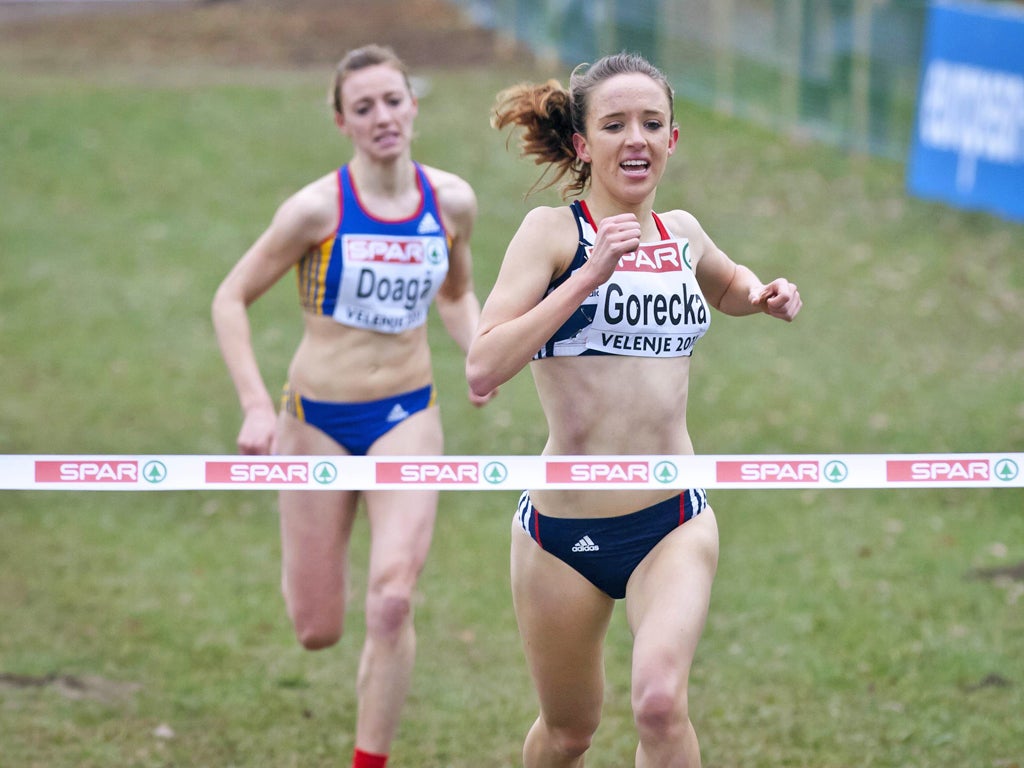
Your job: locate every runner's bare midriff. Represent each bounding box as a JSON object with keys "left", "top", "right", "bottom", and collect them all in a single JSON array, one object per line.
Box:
[
  {"left": 529, "top": 355, "right": 696, "bottom": 518},
  {"left": 287, "top": 313, "right": 433, "bottom": 403}
]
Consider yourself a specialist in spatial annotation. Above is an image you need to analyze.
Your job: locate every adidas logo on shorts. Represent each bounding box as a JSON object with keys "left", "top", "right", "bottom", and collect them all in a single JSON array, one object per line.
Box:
[
  {"left": 386, "top": 403, "right": 410, "bottom": 423},
  {"left": 571, "top": 535, "right": 600, "bottom": 553}
]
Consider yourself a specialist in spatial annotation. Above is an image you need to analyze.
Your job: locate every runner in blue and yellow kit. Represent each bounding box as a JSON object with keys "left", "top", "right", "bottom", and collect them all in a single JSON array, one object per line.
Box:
[
  {"left": 212, "top": 45, "right": 495, "bottom": 768},
  {"left": 467, "top": 53, "right": 801, "bottom": 767}
]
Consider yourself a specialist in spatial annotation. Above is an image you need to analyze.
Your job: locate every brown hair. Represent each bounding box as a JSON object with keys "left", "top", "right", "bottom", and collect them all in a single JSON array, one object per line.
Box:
[
  {"left": 492, "top": 52, "right": 675, "bottom": 198},
  {"left": 330, "top": 44, "right": 412, "bottom": 115}
]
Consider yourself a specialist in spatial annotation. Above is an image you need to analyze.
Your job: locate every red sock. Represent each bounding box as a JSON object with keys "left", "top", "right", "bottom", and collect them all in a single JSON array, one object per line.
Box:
[{"left": 352, "top": 748, "right": 388, "bottom": 768}]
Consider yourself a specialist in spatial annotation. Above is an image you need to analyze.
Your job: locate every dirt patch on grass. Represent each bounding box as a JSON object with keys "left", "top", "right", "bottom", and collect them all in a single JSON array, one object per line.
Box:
[
  {"left": 0, "top": 0, "right": 527, "bottom": 72},
  {"left": 0, "top": 672, "right": 142, "bottom": 703}
]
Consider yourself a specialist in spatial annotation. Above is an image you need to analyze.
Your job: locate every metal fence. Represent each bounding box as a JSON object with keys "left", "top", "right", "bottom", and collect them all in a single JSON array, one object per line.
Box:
[{"left": 449, "top": 0, "right": 931, "bottom": 159}]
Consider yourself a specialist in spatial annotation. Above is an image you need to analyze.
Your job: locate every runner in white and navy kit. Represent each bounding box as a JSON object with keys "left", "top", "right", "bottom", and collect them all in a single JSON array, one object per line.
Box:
[
  {"left": 467, "top": 53, "right": 800, "bottom": 768},
  {"left": 213, "top": 45, "right": 495, "bottom": 768}
]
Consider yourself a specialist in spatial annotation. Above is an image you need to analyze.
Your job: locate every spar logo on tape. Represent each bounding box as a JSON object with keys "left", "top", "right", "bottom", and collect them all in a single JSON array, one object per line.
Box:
[
  {"left": 886, "top": 458, "right": 991, "bottom": 483},
  {"left": 205, "top": 461, "right": 310, "bottom": 484},
  {"left": 716, "top": 460, "right": 820, "bottom": 483},
  {"left": 375, "top": 461, "right": 479, "bottom": 484},
  {"left": 35, "top": 460, "right": 139, "bottom": 483},
  {"left": 546, "top": 461, "right": 650, "bottom": 484}
]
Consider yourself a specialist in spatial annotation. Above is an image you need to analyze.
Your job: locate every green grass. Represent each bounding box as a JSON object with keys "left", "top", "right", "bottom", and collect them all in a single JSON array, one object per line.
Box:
[{"left": 1, "top": 59, "right": 1022, "bottom": 768}]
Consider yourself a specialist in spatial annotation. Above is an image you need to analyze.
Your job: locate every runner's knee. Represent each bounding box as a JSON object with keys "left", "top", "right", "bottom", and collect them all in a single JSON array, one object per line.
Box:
[
  {"left": 633, "top": 684, "right": 688, "bottom": 741},
  {"left": 366, "top": 590, "right": 413, "bottom": 638},
  {"left": 543, "top": 721, "right": 595, "bottom": 760},
  {"left": 283, "top": 583, "right": 344, "bottom": 650},
  {"left": 291, "top": 611, "right": 343, "bottom": 650}
]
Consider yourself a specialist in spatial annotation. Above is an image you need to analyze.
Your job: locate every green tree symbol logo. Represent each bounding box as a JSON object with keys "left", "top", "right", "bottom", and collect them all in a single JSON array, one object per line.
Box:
[
  {"left": 653, "top": 461, "right": 678, "bottom": 484},
  {"left": 824, "top": 461, "right": 848, "bottom": 483},
  {"left": 681, "top": 241, "right": 692, "bottom": 269},
  {"left": 994, "top": 459, "right": 1018, "bottom": 482},
  {"left": 143, "top": 461, "right": 167, "bottom": 484},
  {"left": 428, "top": 240, "right": 445, "bottom": 265},
  {"left": 313, "top": 462, "right": 338, "bottom": 485},
  {"left": 483, "top": 462, "right": 508, "bottom": 484}
]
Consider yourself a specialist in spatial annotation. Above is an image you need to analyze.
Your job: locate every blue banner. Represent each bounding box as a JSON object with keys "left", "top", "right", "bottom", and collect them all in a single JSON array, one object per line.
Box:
[{"left": 907, "top": 1, "right": 1024, "bottom": 223}]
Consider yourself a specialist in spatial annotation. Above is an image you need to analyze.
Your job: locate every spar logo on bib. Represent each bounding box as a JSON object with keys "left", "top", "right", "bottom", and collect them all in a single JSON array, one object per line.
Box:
[
  {"left": 616, "top": 242, "right": 687, "bottom": 272},
  {"left": 375, "top": 461, "right": 479, "bottom": 484},
  {"left": 546, "top": 461, "right": 650, "bottom": 484},
  {"left": 345, "top": 236, "right": 426, "bottom": 265},
  {"left": 886, "top": 458, "right": 991, "bottom": 483},
  {"left": 35, "top": 460, "right": 139, "bottom": 483},
  {"left": 205, "top": 461, "right": 310, "bottom": 484},
  {"left": 716, "top": 460, "right": 820, "bottom": 483}
]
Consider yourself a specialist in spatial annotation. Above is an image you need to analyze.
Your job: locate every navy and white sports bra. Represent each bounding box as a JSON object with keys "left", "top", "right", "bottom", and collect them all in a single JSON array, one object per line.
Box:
[{"left": 535, "top": 200, "right": 710, "bottom": 359}]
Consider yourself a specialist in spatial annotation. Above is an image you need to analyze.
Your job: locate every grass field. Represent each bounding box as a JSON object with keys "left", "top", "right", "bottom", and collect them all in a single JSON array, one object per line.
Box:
[{"left": 1, "top": 35, "right": 1023, "bottom": 768}]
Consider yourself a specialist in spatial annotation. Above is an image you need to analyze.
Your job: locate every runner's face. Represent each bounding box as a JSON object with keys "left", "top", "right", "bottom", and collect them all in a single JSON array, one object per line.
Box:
[
  {"left": 337, "top": 64, "right": 418, "bottom": 160},
  {"left": 572, "top": 73, "right": 678, "bottom": 203}
]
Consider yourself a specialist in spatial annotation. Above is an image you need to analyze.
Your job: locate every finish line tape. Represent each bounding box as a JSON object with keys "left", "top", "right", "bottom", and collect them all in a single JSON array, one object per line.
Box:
[{"left": 0, "top": 453, "right": 1021, "bottom": 491}]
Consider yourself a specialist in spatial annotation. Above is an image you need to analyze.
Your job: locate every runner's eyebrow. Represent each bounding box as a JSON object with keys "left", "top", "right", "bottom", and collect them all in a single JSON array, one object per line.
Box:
[{"left": 594, "top": 108, "right": 668, "bottom": 122}]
